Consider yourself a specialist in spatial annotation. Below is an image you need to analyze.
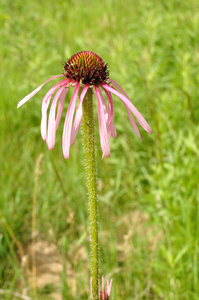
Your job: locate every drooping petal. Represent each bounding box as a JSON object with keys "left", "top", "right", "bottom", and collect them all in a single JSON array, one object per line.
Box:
[
  {"left": 90, "top": 276, "right": 113, "bottom": 300},
  {"left": 55, "top": 87, "right": 69, "bottom": 130},
  {"left": 106, "top": 278, "right": 113, "bottom": 296},
  {"left": 126, "top": 107, "right": 141, "bottom": 139},
  {"left": 107, "top": 79, "right": 141, "bottom": 138},
  {"left": 110, "top": 122, "right": 117, "bottom": 139},
  {"left": 97, "top": 89, "right": 110, "bottom": 136},
  {"left": 17, "top": 75, "right": 65, "bottom": 108},
  {"left": 70, "top": 84, "right": 89, "bottom": 145},
  {"left": 102, "top": 87, "right": 117, "bottom": 139},
  {"left": 102, "top": 275, "right": 105, "bottom": 293},
  {"left": 94, "top": 86, "right": 110, "bottom": 158},
  {"left": 46, "top": 85, "right": 68, "bottom": 150},
  {"left": 98, "top": 90, "right": 109, "bottom": 122},
  {"left": 107, "top": 78, "right": 126, "bottom": 95},
  {"left": 41, "top": 78, "right": 69, "bottom": 140},
  {"left": 98, "top": 88, "right": 117, "bottom": 141},
  {"left": 102, "top": 82, "right": 152, "bottom": 134},
  {"left": 62, "top": 83, "right": 80, "bottom": 159}
]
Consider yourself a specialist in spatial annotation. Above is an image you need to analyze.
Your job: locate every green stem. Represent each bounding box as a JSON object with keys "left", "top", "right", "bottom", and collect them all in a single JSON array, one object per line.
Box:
[{"left": 81, "top": 87, "right": 99, "bottom": 300}]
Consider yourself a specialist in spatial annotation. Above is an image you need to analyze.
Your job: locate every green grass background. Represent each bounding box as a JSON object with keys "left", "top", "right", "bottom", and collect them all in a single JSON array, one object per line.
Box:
[{"left": 1, "top": 0, "right": 199, "bottom": 299}]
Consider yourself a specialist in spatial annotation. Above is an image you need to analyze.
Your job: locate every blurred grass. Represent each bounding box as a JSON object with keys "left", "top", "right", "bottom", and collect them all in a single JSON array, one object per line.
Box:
[{"left": 0, "top": 0, "right": 199, "bottom": 299}]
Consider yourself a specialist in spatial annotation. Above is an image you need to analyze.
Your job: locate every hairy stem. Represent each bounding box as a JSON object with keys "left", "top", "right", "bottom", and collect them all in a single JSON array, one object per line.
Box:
[{"left": 81, "top": 87, "right": 99, "bottom": 300}]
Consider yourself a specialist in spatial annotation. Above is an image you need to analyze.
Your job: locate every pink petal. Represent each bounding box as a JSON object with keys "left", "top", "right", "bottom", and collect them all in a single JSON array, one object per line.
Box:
[
  {"left": 102, "top": 81, "right": 152, "bottom": 134},
  {"left": 102, "top": 87, "right": 117, "bottom": 139},
  {"left": 98, "top": 90, "right": 109, "bottom": 122},
  {"left": 106, "top": 279, "right": 113, "bottom": 296},
  {"left": 97, "top": 89, "right": 111, "bottom": 137},
  {"left": 17, "top": 75, "right": 65, "bottom": 108},
  {"left": 70, "top": 84, "right": 89, "bottom": 145},
  {"left": 55, "top": 87, "right": 69, "bottom": 130},
  {"left": 107, "top": 80, "right": 141, "bottom": 138},
  {"left": 126, "top": 107, "right": 141, "bottom": 139},
  {"left": 41, "top": 78, "right": 69, "bottom": 140},
  {"left": 94, "top": 86, "right": 110, "bottom": 158},
  {"left": 110, "top": 123, "right": 117, "bottom": 138},
  {"left": 90, "top": 276, "right": 113, "bottom": 300},
  {"left": 102, "top": 276, "right": 105, "bottom": 293},
  {"left": 62, "top": 83, "right": 80, "bottom": 159},
  {"left": 46, "top": 85, "right": 68, "bottom": 150}
]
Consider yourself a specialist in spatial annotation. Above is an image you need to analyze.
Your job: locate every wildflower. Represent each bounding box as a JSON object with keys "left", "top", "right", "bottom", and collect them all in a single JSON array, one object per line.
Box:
[
  {"left": 17, "top": 51, "right": 152, "bottom": 159},
  {"left": 90, "top": 276, "right": 113, "bottom": 300}
]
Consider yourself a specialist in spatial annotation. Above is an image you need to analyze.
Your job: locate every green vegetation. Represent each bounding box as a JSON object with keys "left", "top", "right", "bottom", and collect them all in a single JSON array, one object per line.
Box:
[{"left": 1, "top": 0, "right": 199, "bottom": 299}]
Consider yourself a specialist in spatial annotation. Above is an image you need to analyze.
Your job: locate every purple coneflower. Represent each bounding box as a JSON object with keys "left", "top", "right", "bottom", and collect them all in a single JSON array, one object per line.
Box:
[
  {"left": 17, "top": 51, "right": 152, "bottom": 159},
  {"left": 90, "top": 276, "right": 113, "bottom": 300}
]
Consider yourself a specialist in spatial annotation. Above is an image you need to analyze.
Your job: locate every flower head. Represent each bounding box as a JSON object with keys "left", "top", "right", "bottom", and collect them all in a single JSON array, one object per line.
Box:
[
  {"left": 90, "top": 276, "right": 113, "bottom": 300},
  {"left": 63, "top": 51, "right": 109, "bottom": 85},
  {"left": 17, "top": 51, "right": 152, "bottom": 159}
]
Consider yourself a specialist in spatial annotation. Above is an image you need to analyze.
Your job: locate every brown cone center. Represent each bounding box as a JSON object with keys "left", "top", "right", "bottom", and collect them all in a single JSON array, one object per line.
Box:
[{"left": 63, "top": 51, "right": 109, "bottom": 85}]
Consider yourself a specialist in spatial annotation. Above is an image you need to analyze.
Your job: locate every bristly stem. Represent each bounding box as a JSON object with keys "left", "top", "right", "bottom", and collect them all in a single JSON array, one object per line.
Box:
[{"left": 81, "top": 87, "right": 99, "bottom": 300}]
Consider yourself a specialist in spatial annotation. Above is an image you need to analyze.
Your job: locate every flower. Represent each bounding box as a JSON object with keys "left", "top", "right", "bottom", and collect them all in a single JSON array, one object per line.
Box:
[
  {"left": 17, "top": 51, "right": 152, "bottom": 159},
  {"left": 90, "top": 276, "right": 113, "bottom": 300}
]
